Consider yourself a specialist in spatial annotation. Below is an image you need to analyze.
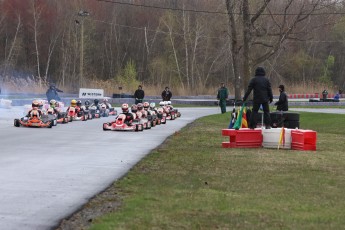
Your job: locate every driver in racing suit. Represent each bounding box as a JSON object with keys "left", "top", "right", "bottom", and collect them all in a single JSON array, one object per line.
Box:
[
  {"left": 25, "top": 100, "right": 42, "bottom": 119},
  {"left": 121, "top": 103, "right": 134, "bottom": 125}
]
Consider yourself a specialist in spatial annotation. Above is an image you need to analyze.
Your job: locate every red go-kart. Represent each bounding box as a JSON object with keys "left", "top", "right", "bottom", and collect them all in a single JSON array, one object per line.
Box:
[{"left": 103, "top": 114, "right": 143, "bottom": 131}]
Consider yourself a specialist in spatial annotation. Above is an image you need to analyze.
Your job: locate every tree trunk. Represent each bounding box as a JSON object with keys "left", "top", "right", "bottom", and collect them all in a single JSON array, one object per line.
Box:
[
  {"left": 242, "top": 0, "right": 251, "bottom": 93},
  {"left": 226, "top": 0, "right": 241, "bottom": 100}
]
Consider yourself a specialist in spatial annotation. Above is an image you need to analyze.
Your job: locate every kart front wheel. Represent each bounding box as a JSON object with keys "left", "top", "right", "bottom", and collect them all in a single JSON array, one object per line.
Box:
[
  {"left": 103, "top": 123, "right": 109, "bottom": 131},
  {"left": 14, "top": 119, "right": 20, "bottom": 127}
]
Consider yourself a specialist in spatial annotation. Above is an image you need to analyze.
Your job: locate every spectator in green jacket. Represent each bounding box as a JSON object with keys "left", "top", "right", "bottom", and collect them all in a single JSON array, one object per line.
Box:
[{"left": 217, "top": 83, "right": 229, "bottom": 114}]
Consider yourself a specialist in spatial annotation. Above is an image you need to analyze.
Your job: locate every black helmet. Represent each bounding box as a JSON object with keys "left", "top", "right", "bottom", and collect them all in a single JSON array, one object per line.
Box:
[
  {"left": 94, "top": 99, "right": 99, "bottom": 104},
  {"left": 77, "top": 100, "right": 82, "bottom": 106}
]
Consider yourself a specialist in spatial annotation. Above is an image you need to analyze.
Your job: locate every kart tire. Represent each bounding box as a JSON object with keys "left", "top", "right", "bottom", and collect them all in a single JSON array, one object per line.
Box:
[
  {"left": 147, "top": 122, "right": 151, "bottom": 129},
  {"left": 48, "top": 122, "right": 53, "bottom": 128},
  {"left": 139, "top": 124, "right": 144, "bottom": 131},
  {"left": 14, "top": 119, "right": 20, "bottom": 127},
  {"left": 157, "top": 119, "right": 161, "bottom": 125},
  {"left": 53, "top": 119, "right": 57, "bottom": 126},
  {"left": 177, "top": 112, "right": 181, "bottom": 117},
  {"left": 103, "top": 123, "right": 109, "bottom": 131}
]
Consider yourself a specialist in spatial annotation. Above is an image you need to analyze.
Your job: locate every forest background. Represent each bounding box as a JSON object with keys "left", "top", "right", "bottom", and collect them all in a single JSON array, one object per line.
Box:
[{"left": 0, "top": 0, "right": 345, "bottom": 98}]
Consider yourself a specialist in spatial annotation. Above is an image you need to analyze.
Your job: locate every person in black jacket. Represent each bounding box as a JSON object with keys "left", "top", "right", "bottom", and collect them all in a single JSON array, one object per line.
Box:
[
  {"left": 134, "top": 85, "right": 145, "bottom": 104},
  {"left": 243, "top": 66, "right": 273, "bottom": 129},
  {"left": 275, "top": 85, "right": 288, "bottom": 111},
  {"left": 46, "top": 83, "right": 63, "bottom": 101},
  {"left": 161, "top": 86, "right": 172, "bottom": 101}
]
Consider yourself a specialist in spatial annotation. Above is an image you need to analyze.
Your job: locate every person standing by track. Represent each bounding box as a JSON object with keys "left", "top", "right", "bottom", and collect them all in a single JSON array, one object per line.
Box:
[
  {"left": 134, "top": 85, "right": 145, "bottom": 104},
  {"left": 217, "top": 82, "right": 229, "bottom": 114},
  {"left": 243, "top": 66, "right": 273, "bottom": 129}
]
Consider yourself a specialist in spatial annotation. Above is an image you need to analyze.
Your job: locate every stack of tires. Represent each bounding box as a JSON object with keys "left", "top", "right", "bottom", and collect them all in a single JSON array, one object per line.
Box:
[
  {"left": 256, "top": 112, "right": 300, "bottom": 129},
  {"left": 270, "top": 112, "right": 299, "bottom": 129}
]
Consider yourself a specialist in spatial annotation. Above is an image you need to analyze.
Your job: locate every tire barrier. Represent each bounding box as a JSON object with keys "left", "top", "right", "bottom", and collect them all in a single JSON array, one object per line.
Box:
[
  {"left": 222, "top": 128, "right": 317, "bottom": 151},
  {"left": 291, "top": 129, "right": 317, "bottom": 151},
  {"left": 222, "top": 129, "right": 262, "bottom": 148}
]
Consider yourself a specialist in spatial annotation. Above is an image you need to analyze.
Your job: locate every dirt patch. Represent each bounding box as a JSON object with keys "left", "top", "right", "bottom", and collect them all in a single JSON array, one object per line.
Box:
[{"left": 55, "top": 184, "right": 122, "bottom": 230}]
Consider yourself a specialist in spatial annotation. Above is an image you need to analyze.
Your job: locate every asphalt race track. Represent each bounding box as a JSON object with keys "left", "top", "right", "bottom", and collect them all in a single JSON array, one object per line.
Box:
[
  {"left": 0, "top": 107, "right": 344, "bottom": 229},
  {"left": 0, "top": 106, "right": 218, "bottom": 230}
]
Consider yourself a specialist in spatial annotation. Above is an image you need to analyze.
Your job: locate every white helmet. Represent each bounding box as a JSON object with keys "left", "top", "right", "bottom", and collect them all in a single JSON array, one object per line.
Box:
[
  {"left": 150, "top": 102, "right": 156, "bottom": 109},
  {"left": 167, "top": 101, "right": 171, "bottom": 105},
  {"left": 159, "top": 101, "right": 165, "bottom": 106}
]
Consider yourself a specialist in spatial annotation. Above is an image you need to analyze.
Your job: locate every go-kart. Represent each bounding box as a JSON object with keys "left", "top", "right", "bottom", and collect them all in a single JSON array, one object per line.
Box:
[
  {"left": 133, "top": 111, "right": 152, "bottom": 129},
  {"left": 156, "top": 108, "right": 167, "bottom": 124},
  {"left": 82, "top": 107, "right": 93, "bottom": 120},
  {"left": 14, "top": 116, "right": 53, "bottom": 128},
  {"left": 90, "top": 105, "right": 101, "bottom": 118},
  {"left": 103, "top": 114, "right": 143, "bottom": 131},
  {"left": 100, "top": 103, "right": 117, "bottom": 116},
  {"left": 99, "top": 104, "right": 110, "bottom": 117},
  {"left": 44, "top": 108, "right": 69, "bottom": 124},
  {"left": 66, "top": 107, "right": 87, "bottom": 121}
]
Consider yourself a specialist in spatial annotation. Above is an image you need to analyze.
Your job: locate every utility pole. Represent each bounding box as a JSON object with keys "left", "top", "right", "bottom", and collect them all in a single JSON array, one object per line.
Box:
[{"left": 77, "top": 10, "right": 89, "bottom": 88}]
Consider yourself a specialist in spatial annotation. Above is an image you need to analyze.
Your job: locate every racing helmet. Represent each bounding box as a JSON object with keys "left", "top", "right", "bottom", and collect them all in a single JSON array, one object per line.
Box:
[
  {"left": 76, "top": 100, "right": 82, "bottom": 107},
  {"left": 101, "top": 104, "right": 106, "bottom": 109},
  {"left": 94, "top": 99, "right": 99, "bottom": 105},
  {"left": 137, "top": 103, "right": 143, "bottom": 110},
  {"left": 47, "top": 108, "right": 54, "bottom": 114},
  {"left": 159, "top": 101, "right": 165, "bottom": 107},
  {"left": 84, "top": 100, "right": 90, "bottom": 106},
  {"left": 143, "top": 102, "right": 150, "bottom": 110},
  {"left": 32, "top": 100, "right": 39, "bottom": 110},
  {"left": 121, "top": 103, "right": 129, "bottom": 113},
  {"left": 167, "top": 101, "right": 172, "bottom": 105},
  {"left": 150, "top": 102, "right": 156, "bottom": 109},
  {"left": 55, "top": 101, "right": 60, "bottom": 107},
  {"left": 103, "top": 98, "right": 108, "bottom": 103},
  {"left": 131, "top": 104, "right": 137, "bottom": 113},
  {"left": 71, "top": 99, "right": 77, "bottom": 107},
  {"left": 50, "top": 99, "right": 56, "bottom": 108}
]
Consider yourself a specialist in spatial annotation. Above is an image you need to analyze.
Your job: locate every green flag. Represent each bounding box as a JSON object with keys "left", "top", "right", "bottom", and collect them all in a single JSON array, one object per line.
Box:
[{"left": 233, "top": 103, "right": 246, "bottom": 130}]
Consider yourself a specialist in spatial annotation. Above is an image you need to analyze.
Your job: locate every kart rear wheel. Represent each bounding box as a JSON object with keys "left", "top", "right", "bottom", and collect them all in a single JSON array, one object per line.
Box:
[
  {"left": 139, "top": 124, "right": 144, "bottom": 131},
  {"left": 48, "top": 122, "right": 53, "bottom": 128},
  {"left": 14, "top": 119, "right": 20, "bottom": 127}
]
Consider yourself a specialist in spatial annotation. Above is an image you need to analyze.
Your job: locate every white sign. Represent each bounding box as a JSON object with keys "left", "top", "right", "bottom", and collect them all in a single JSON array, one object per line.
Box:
[{"left": 79, "top": 88, "right": 104, "bottom": 98}]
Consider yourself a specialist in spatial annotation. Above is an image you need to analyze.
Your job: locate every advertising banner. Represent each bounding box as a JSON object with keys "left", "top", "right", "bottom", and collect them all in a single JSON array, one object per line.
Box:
[{"left": 79, "top": 88, "right": 104, "bottom": 98}]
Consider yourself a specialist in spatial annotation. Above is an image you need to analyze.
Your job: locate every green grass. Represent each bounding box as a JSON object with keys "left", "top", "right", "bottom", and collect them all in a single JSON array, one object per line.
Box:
[{"left": 89, "top": 112, "right": 345, "bottom": 230}]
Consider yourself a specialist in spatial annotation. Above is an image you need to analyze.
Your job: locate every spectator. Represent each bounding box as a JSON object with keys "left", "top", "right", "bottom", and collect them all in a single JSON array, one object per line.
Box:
[
  {"left": 322, "top": 89, "right": 328, "bottom": 100},
  {"left": 216, "top": 82, "right": 229, "bottom": 114},
  {"left": 134, "top": 85, "right": 145, "bottom": 104},
  {"left": 46, "top": 83, "right": 63, "bottom": 102},
  {"left": 161, "top": 86, "right": 172, "bottom": 101},
  {"left": 334, "top": 89, "right": 342, "bottom": 102},
  {"left": 274, "top": 84, "right": 288, "bottom": 111},
  {"left": 243, "top": 66, "right": 273, "bottom": 129}
]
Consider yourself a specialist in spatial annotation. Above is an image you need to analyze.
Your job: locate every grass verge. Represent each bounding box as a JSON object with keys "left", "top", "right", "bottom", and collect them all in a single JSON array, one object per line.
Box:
[{"left": 75, "top": 112, "right": 345, "bottom": 229}]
